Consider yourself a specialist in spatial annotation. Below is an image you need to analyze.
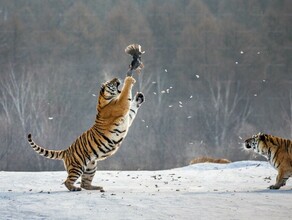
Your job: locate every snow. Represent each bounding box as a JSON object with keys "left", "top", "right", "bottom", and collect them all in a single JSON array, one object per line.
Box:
[{"left": 1, "top": 161, "right": 292, "bottom": 220}]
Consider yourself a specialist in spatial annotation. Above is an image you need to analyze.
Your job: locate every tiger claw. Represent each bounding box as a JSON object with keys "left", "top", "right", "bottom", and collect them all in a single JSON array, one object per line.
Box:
[
  {"left": 269, "top": 185, "right": 280, "bottom": 190},
  {"left": 135, "top": 92, "right": 145, "bottom": 105},
  {"left": 81, "top": 183, "right": 104, "bottom": 191},
  {"left": 70, "top": 187, "right": 82, "bottom": 191},
  {"left": 65, "top": 180, "right": 82, "bottom": 191}
]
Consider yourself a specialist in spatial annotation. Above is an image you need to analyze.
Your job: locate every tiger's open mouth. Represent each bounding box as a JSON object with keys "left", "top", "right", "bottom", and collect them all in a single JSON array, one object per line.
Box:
[
  {"left": 244, "top": 138, "right": 258, "bottom": 150},
  {"left": 245, "top": 142, "right": 252, "bottom": 149}
]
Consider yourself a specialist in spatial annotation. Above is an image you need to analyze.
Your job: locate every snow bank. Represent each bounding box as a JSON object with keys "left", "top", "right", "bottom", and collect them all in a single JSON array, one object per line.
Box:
[{"left": 0, "top": 161, "right": 291, "bottom": 220}]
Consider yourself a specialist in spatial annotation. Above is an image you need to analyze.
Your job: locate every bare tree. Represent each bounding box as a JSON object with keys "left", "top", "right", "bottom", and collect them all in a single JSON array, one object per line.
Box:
[
  {"left": 197, "top": 75, "right": 251, "bottom": 159},
  {"left": 0, "top": 66, "right": 73, "bottom": 170},
  {"left": 281, "top": 89, "right": 292, "bottom": 139}
]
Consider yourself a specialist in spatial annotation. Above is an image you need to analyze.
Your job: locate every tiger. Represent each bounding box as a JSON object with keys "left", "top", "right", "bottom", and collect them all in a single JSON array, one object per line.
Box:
[
  {"left": 244, "top": 132, "right": 292, "bottom": 189},
  {"left": 190, "top": 157, "right": 231, "bottom": 165},
  {"left": 27, "top": 76, "right": 144, "bottom": 191}
]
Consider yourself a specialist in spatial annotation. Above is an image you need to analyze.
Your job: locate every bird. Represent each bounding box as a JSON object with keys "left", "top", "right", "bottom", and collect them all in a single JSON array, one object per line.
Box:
[{"left": 125, "top": 44, "right": 145, "bottom": 76}]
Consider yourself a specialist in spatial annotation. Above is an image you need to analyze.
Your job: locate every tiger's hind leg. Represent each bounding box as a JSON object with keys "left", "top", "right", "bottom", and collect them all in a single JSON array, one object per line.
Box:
[
  {"left": 81, "top": 160, "right": 104, "bottom": 191},
  {"left": 64, "top": 166, "right": 83, "bottom": 191}
]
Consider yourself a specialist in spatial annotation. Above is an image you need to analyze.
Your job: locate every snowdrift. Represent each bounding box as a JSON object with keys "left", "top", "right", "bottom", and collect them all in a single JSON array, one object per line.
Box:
[{"left": 1, "top": 161, "right": 291, "bottom": 219}]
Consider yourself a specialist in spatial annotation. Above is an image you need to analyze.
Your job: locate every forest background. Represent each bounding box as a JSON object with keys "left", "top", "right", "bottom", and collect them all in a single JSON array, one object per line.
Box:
[{"left": 0, "top": 0, "right": 291, "bottom": 171}]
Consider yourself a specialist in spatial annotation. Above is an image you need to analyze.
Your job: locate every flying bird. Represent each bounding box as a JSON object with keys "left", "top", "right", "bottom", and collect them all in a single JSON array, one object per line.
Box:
[{"left": 125, "top": 44, "right": 145, "bottom": 76}]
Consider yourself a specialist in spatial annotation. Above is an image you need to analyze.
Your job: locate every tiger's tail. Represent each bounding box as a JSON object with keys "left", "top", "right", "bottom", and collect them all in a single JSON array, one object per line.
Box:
[{"left": 27, "top": 134, "right": 64, "bottom": 160}]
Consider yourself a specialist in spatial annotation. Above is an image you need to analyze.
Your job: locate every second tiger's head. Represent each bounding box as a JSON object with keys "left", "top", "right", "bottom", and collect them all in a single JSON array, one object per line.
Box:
[{"left": 244, "top": 132, "right": 268, "bottom": 155}]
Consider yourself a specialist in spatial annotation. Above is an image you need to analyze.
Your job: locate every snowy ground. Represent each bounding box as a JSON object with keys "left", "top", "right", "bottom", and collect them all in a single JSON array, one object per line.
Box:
[{"left": 1, "top": 161, "right": 292, "bottom": 220}]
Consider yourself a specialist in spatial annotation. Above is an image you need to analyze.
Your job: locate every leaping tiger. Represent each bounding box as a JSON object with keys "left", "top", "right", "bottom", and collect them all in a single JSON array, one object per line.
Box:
[{"left": 28, "top": 76, "right": 144, "bottom": 191}]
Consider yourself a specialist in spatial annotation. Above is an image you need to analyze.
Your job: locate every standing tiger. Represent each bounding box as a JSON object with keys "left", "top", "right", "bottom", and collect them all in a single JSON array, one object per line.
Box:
[
  {"left": 28, "top": 76, "right": 144, "bottom": 191},
  {"left": 244, "top": 133, "right": 292, "bottom": 189}
]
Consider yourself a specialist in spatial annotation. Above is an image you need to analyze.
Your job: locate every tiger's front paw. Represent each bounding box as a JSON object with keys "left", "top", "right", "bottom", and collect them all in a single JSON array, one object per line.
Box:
[
  {"left": 125, "top": 76, "right": 136, "bottom": 84},
  {"left": 135, "top": 92, "right": 145, "bottom": 106}
]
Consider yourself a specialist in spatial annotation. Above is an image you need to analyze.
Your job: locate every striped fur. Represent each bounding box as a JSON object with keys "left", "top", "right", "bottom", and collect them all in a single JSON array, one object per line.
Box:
[
  {"left": 28, "top": 76, "right": 144, "bottom": 191},
  {"left": 245, "top": 133, "right": 292, "bottom": 189}
]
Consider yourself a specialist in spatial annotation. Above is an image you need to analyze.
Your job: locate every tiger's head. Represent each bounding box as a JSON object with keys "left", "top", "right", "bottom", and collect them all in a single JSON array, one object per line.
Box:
[
  {"left": 98, "top": 78, "right": 121, "bottom": 108},
  {"left": 244, "top": 132, "right": 269, "bottom": 156}
]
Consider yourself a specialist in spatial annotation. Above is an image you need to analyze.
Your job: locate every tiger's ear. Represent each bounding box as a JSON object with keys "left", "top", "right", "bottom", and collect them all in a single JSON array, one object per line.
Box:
[
  {"left": 100, "top": 84, "right": 105, "bottom": 93},
  {"left": 259, "top": 133, "right": 266, "bottom": 141}
]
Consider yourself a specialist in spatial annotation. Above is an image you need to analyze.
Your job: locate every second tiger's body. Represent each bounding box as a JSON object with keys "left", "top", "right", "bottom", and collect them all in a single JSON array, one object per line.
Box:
[{"left": 245, "top": 133, "right": 292, "bottom": 189}]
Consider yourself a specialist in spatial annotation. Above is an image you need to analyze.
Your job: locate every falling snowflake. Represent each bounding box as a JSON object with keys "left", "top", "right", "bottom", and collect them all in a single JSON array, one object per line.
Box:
[
  {"left": 240, "top": 51, "right": 244, "bottom": 54},
  {"left": 48, "top": 117, "right": 54, "bottom": 120},
  {"left": 92, "top": 94, "right": 96, "bottom": 97},
  {"left": 254, "top": 94, "right": 258, "bottom": 97},
  {"left": 257, "top": 51, "right": 261, "bottom": 54},
  {"left": 195, "top": 75, "right": 200, "bottom": 79},
  {"left": 187, "top": 116, "right": 192, "bottom": 119},
  {"left": 235, "top": 61, "right": 238, "bottom": 64},
  {"left": 168, "top": 105, "right": 173, "bottom": 108},
  {"left": 190, "top": 95, "right": 193, "bottom": 99},
  {"left": 161, "top": 90, "right": 166, "bottom": 94},
  {"left": 165, "top": 69, "right": 168, "bottom": 72}
]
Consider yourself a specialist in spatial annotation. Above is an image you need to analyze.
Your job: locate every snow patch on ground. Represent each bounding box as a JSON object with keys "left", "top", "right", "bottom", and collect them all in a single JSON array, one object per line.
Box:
[{"left": 1, "top": 161, "right": 291, "bottom": 219}]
